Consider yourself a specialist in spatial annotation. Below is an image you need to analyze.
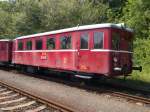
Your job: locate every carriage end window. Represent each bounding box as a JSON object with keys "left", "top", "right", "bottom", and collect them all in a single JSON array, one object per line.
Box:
[
  {"left": 60, "top": 36, "right": 71, "bottom": 49},
  {"left": 112, "top": 33, "right": 120, "bottom": 50},
  {"left": 80, "top": 33, "right": 89, "bottom": 49},
  {"left": 26, "top": 41, "right": 32, "bottom": 50},
  {"left": 94, "top": 32, "right": 104, "bottom": 49},
  {"left": 18, "top": 42, "right": 23, "bottom": 50},
  {"left": 36, "top": 40, "right": 43, "bottom": 50},
  {"left": 47, "top": 38, "right": 55, "bottom": 50}
]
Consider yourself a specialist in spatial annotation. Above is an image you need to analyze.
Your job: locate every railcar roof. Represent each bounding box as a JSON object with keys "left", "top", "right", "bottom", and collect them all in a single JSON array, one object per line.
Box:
[
  {"left": 15, "top": 23, "right": 133, "bottom": 40},
  {"left": 0, "top": 39, "right": 11, "bottom": 41}
]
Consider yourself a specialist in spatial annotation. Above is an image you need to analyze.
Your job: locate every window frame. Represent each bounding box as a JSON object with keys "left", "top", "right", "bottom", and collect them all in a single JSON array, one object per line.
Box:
[
  {"left": 47, "top": 37, "right": 56, "bottom": 50},
  {"left": 112, "top": 32, "right": 120, "bottom": 50},
  {"left": 60, "top": 35, "right": 72, "bottom": 49},
  {"left": 18, "top": 41, "right": 23, "bottom": 50},
  {"left": 26, "top": 40, "right": 32, "bottom": 50},
  {"left": 35, "top": 39, "right": 43, "bottom": 50},
  {"left": 80, "top": 32, "right": 89, "bottom": 50},
  {"left": 93, "top": 31, "right": 104, "bottom": 49}
]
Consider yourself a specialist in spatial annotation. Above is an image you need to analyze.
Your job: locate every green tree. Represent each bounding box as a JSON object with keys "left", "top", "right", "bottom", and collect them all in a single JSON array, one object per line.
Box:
[{"left": 121, "top": 0, "right": 150, "bottom": 39}]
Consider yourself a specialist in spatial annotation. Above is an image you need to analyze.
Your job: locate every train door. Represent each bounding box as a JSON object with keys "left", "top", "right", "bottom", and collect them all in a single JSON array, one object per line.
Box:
[{"left": 77, "top": 32, "right": 91, "bottom": 72}]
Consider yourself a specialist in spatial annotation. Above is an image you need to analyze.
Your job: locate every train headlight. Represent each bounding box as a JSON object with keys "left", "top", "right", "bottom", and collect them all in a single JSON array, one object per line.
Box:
[{"left": 113, "top": 57, "right": 118, "bottom": 62}]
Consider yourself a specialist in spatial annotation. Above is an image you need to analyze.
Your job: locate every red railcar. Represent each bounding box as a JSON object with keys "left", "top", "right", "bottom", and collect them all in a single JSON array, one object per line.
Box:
[
  {"left": 0, "top": 39, "right": 12, "bottom": 64},
  {"left": 12, "top": 23, "right": 136, "bottom": 78}
]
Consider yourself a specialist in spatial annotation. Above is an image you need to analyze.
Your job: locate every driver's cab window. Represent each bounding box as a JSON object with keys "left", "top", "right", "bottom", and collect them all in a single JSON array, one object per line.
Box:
[{"left": 112, "top": 32, "right": 120, "bottom": 50}]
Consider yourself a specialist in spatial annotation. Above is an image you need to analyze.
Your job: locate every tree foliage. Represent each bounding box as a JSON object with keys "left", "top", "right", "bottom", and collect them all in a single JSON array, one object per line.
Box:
[
  {"left": 0, "top": 0, "right": 108, "bottom": 36},
  {"left": 121, "top": 0, "right": 150, "bottom": 39},
  {"left": 0, "top": 0, "right": 150, "bottom": 77}
]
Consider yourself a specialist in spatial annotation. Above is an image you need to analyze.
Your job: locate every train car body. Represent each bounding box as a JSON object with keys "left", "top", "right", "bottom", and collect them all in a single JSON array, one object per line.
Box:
[
  {"left": 12, "top": 23, "right": 134, "bottom": 78},
  {"left": 0, "top": 39, "right": 12, "bottom": 64}
]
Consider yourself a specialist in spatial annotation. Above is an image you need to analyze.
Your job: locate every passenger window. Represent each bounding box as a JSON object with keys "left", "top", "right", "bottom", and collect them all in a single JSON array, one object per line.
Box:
[
  {"left": 36, "top": 40, "right": 43, "bottom": 50},
  {"left": 60, "top": 36, "right": 71, "bottom": 49},
  {"left": 18, "top": 42, "right": 23, "bottom": 50},
  {"left": 26, "top": 41, "right": 32, "bottom": 50},
  {"left": 112, "top": 33, "right": 120, "bottom": 50},
  {"left": 80, "top": 33, "right": 89, "bottom": 49},
  {"left": 47, "top": 38, "right": 55, "bottom": 50},
  {"left": 94, "top": 32, "right": 104, "bottom": 49}
]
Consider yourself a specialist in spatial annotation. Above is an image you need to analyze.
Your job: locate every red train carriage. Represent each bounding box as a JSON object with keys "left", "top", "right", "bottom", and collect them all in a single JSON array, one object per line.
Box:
[
  {"left": 0, "top": 39, "right": 12, "bottom": 65},
  {"left": 12, "top": 23, "right": 140, "bottom": 78}
]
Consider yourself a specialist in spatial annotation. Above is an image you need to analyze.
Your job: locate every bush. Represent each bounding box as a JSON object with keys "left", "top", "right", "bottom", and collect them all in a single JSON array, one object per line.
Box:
[{"left": 131, "top": 39, "right": 150, "bottom": 82}]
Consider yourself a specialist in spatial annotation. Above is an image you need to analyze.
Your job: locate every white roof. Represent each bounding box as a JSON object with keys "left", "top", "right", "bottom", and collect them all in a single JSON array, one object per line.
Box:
[
  {"left": 0, "top": 39, "right": 11, "bottom": 42},
  {"left": 15, "top": 23, "right": 133, "bottom": 40}
]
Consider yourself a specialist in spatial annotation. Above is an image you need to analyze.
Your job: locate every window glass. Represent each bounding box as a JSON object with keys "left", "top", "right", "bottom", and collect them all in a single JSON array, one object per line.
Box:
[
  {"left": 36, "top": 40, "right": 42, "bottom": 50},
  {"left": 26, "top": 41, "right": 32, "bottom": 50},
  {"left": 47, "top": 38, "right": 55, "bottom": 50},
  {"left": 18, "top": 42, "right": 23, "bottom": 50},
  {"left": 80, "top": 33, "right": 89, "bottom": 49},
  {"left": 112, "top": 33, "right": 120, "bottom": 50},
  {"left": 60, "top": 36, "right": 71, "bottom": 49},
  {"left": 128, "top": 41, "right": 133, "bottom": 52},
  {"left": 94, "top": 32, "right": 104, "bottom": 49}
]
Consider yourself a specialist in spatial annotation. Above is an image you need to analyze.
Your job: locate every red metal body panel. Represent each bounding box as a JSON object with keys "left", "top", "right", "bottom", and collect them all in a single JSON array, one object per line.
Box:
[
  {"left": 12, "top": 26, "right": 133, "bottom": 77},
  {"left": 0, "top": 40, "right": 12, "bottom": 63}
]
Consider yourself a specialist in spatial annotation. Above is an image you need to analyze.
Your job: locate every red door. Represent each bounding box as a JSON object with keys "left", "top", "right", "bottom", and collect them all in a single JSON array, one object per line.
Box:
[{"left": 78, "top": 32, "right": 91, "bottom": 72}]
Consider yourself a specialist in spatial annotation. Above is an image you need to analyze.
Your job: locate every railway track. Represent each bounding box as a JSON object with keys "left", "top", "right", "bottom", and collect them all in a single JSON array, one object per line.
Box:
[
  {"left": 31, "top": 72, "right": 150, "bottom": 106},
  {"left": 105, "top": 89, "right": 150, "bottom": 105},
  {"left": 74, "top": 81, "right": 150, "bottom": 106},
  {"left": 0, "top": 67, "right": 150, "bottom": 108},
  {"left": 0, "top": 81, "right": 76, "bottom": 112},
  {"left": 24, "top": 72, "right": 150, "bottom": 106}
]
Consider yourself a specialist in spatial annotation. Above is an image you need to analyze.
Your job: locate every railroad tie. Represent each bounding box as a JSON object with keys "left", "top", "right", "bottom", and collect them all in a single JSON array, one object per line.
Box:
[
  {"left": 1, "top": 101, "right": 36, "bottom": 111},
  {"left": 0, "top": 91, "right": 13, "bottom": 95},
  {"left": 0, "top": 97, "right": 27, "bottom": 105},
  {"left": 25, "top": 105, "right": 47, "bottom": 112},
  {"left": 0, "top": 93, "right": 19, "bottom": 100}
]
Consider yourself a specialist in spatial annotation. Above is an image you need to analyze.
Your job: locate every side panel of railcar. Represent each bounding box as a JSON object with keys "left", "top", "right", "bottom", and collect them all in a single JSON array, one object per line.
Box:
[
  {"left": 13, "top": 32, "right": 78, "bottom": 71},
  {"left": 0, "top": 41, "right": 12, "bottom": 63}
]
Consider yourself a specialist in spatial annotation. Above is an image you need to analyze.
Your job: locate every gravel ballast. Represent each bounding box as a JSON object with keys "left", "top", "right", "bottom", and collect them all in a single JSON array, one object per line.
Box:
[{"left": 0, "top": 70, "right": 149, "bottom": 112}]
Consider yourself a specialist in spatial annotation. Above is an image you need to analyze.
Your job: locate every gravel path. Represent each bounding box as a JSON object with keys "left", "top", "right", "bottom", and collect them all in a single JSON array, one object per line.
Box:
[{"left": 0, "top": 70, "right": 149, "bottom": 112}]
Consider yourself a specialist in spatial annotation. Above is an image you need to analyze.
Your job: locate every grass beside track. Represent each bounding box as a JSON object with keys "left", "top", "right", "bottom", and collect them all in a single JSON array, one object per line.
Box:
[
  {"left": 112, "top": 66, "right": 150, "bottom": 91},
  {"left": 131, "top": 65, "right": 150, "bottom": 83}
]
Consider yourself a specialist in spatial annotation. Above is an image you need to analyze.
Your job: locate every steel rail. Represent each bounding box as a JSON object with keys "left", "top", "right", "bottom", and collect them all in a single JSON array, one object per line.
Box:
[
  {"left": 0, "top": 81, "right": 77, "bottom": 112},
  {"left": 84, "top": 85, "right": 150, "bottom": 105},
  {"left": 109, "top": 91, "right": 150, "bottom": 104},
  {"left": 0, "top": 68, "right": 150, "bottom": 106}
]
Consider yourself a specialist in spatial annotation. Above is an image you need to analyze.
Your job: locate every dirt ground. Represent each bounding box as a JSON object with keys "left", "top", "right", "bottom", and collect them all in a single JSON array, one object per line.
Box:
[{"left": 0, "top": 70, "right": 149, "bottom": 112}]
